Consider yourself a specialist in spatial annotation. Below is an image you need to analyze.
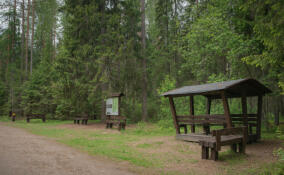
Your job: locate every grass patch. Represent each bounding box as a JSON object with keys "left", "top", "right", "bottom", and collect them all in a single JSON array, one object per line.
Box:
[{"left": 1, "top": 117, "right": 284, "bottom": 175}]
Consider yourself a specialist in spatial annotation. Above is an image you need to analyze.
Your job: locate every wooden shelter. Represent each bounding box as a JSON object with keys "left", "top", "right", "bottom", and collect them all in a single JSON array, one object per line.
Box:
[{"left": 161, "top": 78, "right": 272, "bottom": 143}]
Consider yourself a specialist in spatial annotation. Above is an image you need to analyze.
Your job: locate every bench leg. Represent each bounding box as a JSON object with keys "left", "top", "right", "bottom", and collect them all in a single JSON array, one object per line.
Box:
[
  {"left": 110, "top": 123, "right": 113, "bottom": 128},
  {"left": 77, "top": 120, "right": 80, "bottom": 124},
  {"left": 210, "top": 148, "right": 218, "bottom": 161},
  {"left": 203, "top": 125, "right": 210, "bottom": 135},
  {"left": 85, "top": 120, "right": 88, "bottom": 125},
  {"left": 27, "top": 118, "right": 30, "bottom": 123},
  {"left": 118, "top": 123, "right": 121, "bottom": 131},
  {"left": 191, "top": 124, "right": 195, "bottom": 133},
  {"left": 74, "top": 120, "right": 76, "bottom": 124},
  {"left": 231, "top": 144, "right": 237, "bottom": 153},
  {"left": 238, "top": 143, "right": 245, "bottom": 154},
  {"left": 202, "top": 146, "right": 209, "bottom": 159},
  {"left": 106, "top": 123, "right": 109, "bottom": 128},
  {"left": 249, "top": 125, "right": 253, "bottom": 135},
  {"left": 184, "top": 125, "right": 187, "bottom": 134}
]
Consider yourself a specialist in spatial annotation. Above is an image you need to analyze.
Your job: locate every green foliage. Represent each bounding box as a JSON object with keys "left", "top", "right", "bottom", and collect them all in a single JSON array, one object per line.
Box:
[
  {"left": 274, "top": 148, "right": 284, "bottom": 161},
  {"left": 21, "top": 60, "right": 55, "bottom": 117},
  {"left": 156, "top": 75, "right": 176, "bottom": 121},
  {"left": 242, "top": 0, "right": 284, "bottom": 93},
  {"left": 181, "top": 4, "right": 255, "bottom": 80},
  {"left": 0, "top": 82, "right": 8, "bottom": 114},
  {"left": 1, "top": 0, "right": 283, "bottom": 125}
]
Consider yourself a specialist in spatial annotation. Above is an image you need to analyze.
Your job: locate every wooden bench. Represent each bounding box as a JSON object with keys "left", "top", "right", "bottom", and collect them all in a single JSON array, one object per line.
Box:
[
  {"left": 106, "top": 116, "right": 126, "bottom": 131},
  {"left": 176, "top": 114, "right": 227, "bottom": 134},
  {"left": 26, "top": 114, "right": 46, "bottom": 123},
  {"left": 176, "top": 127, "right": 247, "bottom": 161},
  {"left": 74, "top": 118, "right": 88, "bottom": 125},
  {"left": 177, "top": 114, "right": 257, "bottom": 143},
  {"left": 200, "top": 127, "right": 247, "bottom": 160}
]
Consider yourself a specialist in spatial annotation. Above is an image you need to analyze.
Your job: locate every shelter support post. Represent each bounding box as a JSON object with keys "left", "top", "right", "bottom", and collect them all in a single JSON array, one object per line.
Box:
[
  {"left": 241, "top": 95, "right": 248, "bottom": 127},
  {"left": 169, "top": 97, "right": 180, "bottom": 134},
  {"left": 221, "top": 91, "right": 232, "bottom": 128},
  {"left": 190, "top": 95, "right": 195, "bottom": 133},
  {"left": 204, "top": 97, "right": 211, "bottom": 134},
  {"left": 257, "top": 95, "right": 262, "bottom": 140}
]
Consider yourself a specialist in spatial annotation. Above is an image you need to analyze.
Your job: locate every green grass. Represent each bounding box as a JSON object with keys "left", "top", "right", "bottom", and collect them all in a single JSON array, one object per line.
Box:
[
  {"left": 0, "top": 117, "right": 169, "bottom": 169},
  {"left": 1, "top": 116, "right": 284, "bottom": 175}
]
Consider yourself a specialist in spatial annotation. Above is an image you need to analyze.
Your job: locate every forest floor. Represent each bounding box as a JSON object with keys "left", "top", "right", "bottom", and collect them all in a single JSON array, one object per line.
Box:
[{"left": 0, "top": 118, "right": 283, "bottom": 175}]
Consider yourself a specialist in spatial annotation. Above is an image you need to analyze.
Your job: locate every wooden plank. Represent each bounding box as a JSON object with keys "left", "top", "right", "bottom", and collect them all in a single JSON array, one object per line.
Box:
[
  {"left": 176, "top": 114, "right": 226, "bottom": 119},
  {"left": 177, "top": 119, "right": 225, "bottom": 125},
  {"left": 230, "top": 114, "right": 257, "bottom": 118},
  {"left": 257, "top": 95, "right": 262, "bottom": 140},
  {"left": 190, "top": 95, "right": 195, "bottom": 133},
  {"left": 204, "top": 97, "right": 211, "bottom": 134},
  {"left": 212, "top": 127, "right": 246, "bottom": 136},
  {"left": 169, "top": 97, "right": 180, "bottom": 134},
  {"left": 176, "top": 133, "right": 213, "bottom": 143},
  {"left": 221, "top": 91, "right": 232, "bottom": 128},
  {"left": 231, "top": 118, "right": 257, "bottom": 121}
]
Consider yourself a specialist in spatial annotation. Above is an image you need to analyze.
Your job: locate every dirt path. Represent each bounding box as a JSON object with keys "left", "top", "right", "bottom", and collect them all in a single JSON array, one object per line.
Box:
[{"left": 0, "top": 123, "right": 134, "bottom": 175}]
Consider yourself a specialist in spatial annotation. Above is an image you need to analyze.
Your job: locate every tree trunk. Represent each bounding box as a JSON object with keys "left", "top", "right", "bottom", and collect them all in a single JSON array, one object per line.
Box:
[
  {"left": 30, "top": 0, "right": 35, "bottom": 75},
  {"left": 53, "top": 10, "right": 56, "bottom": 61},
  {"left": 25, "top": 0, "right": 30, "bottom": 77},
  {"left": 12, "top": 0, "right": 17, "bottom": 55},
  {"left": 21, "top": 0, "right": 25, "bottom": 82},
  {"left": 100, "top": 1, "right": 107, "bottom": 121},
  {"left": 141, "top": 0, "right": 148, "bottom": 121}
]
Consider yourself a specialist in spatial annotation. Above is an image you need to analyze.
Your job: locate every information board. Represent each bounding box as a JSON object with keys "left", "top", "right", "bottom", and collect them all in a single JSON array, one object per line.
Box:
[{"left": 106, "top": 97, "right": 119, "bottom": 115}]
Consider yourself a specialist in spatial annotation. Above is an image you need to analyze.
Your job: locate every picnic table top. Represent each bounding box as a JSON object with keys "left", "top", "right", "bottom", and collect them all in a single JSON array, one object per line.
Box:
[{"left": 176, "top": 133, "right": 243, "bottom": 143}]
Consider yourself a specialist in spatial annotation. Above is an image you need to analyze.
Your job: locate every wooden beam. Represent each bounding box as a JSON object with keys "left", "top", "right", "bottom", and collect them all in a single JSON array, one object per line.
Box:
[
  {"left": 241, "top": 96, "right": 248, "bottom": 127},
  {"left": 190, "top": 95, "right": 195, "bottom": 133},
  {"left": 257, "top": 95, "right": 263, "bottom": 140},
  {"left": 118, "top": 96, "right": 121, "bottom": 116},
  {"left": 221, "top": 91, "right": 232, "bottom": 128},
  {"left": 204, "top": 97, "right": 211, "bottom": 134},
  {"left": 169, "top": 97, "right": 180, "bottom": 134},
  {"left": 207, "top": 97, "right": 211, "bottom": 114}
]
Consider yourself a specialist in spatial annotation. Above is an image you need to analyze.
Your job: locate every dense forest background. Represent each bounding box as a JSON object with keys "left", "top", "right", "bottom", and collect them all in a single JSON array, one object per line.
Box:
[{"left": 0, "top": 0, "right": 283, "bottom": 127}]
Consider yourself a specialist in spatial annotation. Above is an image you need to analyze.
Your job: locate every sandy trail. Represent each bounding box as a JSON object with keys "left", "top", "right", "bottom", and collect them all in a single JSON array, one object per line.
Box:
[{"left": 0, "top": 123, "right": 134, "bottom": 175}]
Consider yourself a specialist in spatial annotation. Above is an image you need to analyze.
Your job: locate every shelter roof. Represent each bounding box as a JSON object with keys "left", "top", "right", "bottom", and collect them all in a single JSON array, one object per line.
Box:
[
  {"left": 161, "top": 78, "right": 271, "bottom": 99},
  {"left": 109, "top": 93, "right": 124, "bottom": 98}
]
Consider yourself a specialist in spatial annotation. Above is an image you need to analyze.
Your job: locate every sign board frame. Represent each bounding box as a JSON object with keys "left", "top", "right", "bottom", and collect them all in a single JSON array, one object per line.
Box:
[{"left": 106, "top": 97, "right": 119, "bottom": 116}]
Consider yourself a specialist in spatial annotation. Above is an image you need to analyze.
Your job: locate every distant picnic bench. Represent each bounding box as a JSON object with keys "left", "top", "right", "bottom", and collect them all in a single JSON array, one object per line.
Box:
[
  {"left": 106, "top": 116, "right": 126, "bottom": 131},
  {"left": 26, "top": 114, "right": 46, "bottom": 123},
  {"left": 74, "top": 117, "right": 88, "bottom": 125},
  {"left": 161, "top": 78, "right": 271, "bottom": 160}
]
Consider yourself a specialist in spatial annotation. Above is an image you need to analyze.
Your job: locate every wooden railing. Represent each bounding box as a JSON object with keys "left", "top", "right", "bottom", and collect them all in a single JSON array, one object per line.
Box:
[{"left": 176, "top": 114, "right": 226, "bottom": 125}]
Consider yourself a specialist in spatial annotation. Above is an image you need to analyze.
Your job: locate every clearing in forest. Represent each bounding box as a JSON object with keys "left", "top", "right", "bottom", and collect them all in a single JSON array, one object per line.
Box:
[{"left": 0, "top": 119, "right": 283, "bottom": 175}]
